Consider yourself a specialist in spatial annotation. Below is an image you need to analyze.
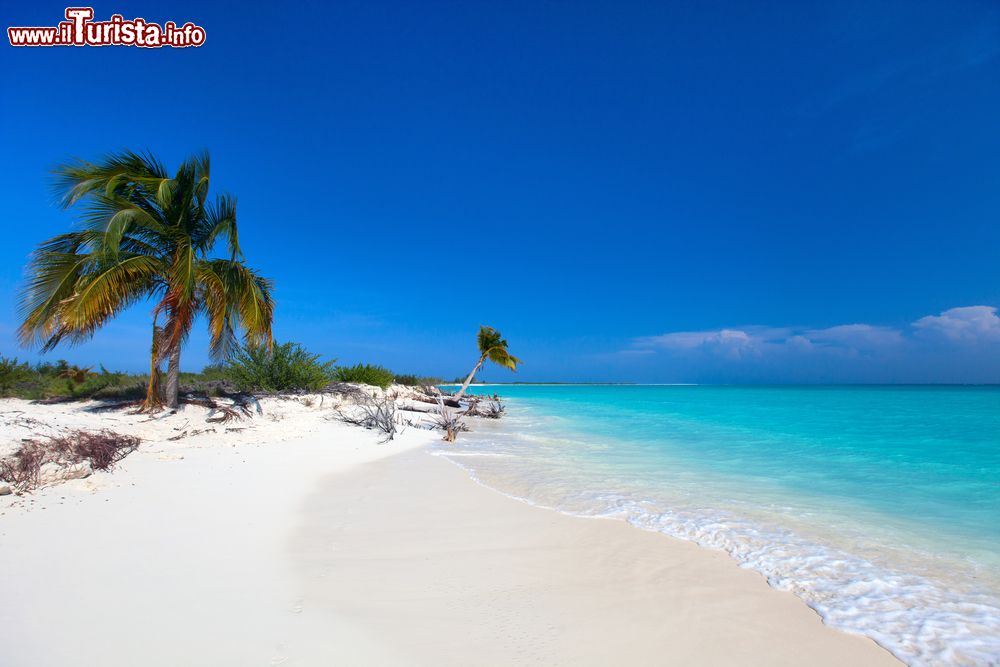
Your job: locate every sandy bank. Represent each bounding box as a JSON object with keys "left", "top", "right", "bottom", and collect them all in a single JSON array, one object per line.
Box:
[{"left": 0, "top": 395, "right": 435, "bottom": 666}]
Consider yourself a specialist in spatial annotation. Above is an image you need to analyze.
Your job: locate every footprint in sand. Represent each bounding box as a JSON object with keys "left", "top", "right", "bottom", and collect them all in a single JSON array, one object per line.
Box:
[{"left": 270, "top": 642, "right": 289, "bottom": 665}]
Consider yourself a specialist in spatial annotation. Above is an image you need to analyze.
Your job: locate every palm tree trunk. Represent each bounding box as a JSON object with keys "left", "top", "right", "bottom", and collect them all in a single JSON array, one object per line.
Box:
[
  {"left": 164, "top": 343, "right": 182, "bottom": 409},
  {"left": 142, "top": 358, "right": 162, "bottom": 412},
  {"left": 140, "top": 313, "right": 164, "bottom": 412},
  {"left": 455, "top": 354, "right": 487, "bottom": 400}
]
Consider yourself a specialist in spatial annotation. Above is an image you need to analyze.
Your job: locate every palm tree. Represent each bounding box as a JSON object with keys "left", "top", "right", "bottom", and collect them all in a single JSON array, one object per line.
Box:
[
  {"left": 58, "top": 364, "right": 95, "bottom": 387},
  {"left": 17, "top": 150, "right": 274, "bottom": 411},
  {"left": 454, "top": 326, "right": 521, "bottom": 399}
]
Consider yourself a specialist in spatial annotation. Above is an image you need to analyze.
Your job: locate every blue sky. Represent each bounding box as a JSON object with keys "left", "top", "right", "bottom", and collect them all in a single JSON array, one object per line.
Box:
[{"left": 2, "top": 0, "right": 999, "bottom": 383}]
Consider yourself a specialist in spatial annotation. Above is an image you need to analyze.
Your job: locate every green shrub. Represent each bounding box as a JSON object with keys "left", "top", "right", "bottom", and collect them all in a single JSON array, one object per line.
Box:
[
  {"left": 34, "top": 360, "right": 70, "bottom": 377},
  {"left": 198, "top": 363, "right": 229, "bottom": 382},
  {"left": 225, "top": 341, "right": 336, "bottom": 392},
  {"left": 0, "top": 356, "right": 33, "bottom": 397},
  {"left": 90, "top": 381, "right": 148, "bottom": 401},
  {"left": 0, "top": 356, "right": 148, "bottom": 400},
  {"left": 393, "top": 373, "right": 444, "bottom": 386},
  {"left": 334, "top": 363, "right": 395, "bottom": 389}
]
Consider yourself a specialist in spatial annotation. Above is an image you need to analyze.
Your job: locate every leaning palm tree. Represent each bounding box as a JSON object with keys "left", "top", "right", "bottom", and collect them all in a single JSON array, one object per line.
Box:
[
  {"left": 17, "top": 150, "right": 274, "bottom": 411},
  {"left": 454, "top": 326, "right": 521, "bottom": 399}
]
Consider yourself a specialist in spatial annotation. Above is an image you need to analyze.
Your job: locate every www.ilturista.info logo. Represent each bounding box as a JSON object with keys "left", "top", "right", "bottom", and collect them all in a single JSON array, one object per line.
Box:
[{"left": 8, "top": 7, "right": 205, "bottom": 48}]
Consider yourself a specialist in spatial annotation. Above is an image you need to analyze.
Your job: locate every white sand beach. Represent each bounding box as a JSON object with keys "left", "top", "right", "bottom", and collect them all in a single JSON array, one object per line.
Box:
[{"left": 0, "top": 394, "right": 899, "bottom": 666}]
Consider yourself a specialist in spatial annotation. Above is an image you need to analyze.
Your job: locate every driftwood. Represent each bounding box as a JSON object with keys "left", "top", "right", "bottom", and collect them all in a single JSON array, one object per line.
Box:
[
  {"left": 461, "top": 397, "right": 504, "bottom": 418},
  {"left": 408, "top": 394, "right": 462, "bottom": 408},
  {"left": 398, "top": 404, "right": 436, "bottom": 414},
  {"left": 166, "top": 427, "right": 217, "bottom": 441},
  {"left": 432, "top": 400, "right": 469, "bottom": 442},
  {"left": 483, "top": 399, "right": 505, "bottom": 419},
  {"left": 179, "top": 395, "right": 256, "bottom": 423}
]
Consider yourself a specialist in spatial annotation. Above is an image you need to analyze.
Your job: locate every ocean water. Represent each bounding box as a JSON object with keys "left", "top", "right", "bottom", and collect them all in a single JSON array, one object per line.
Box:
[{"left": 432, "top": 385, "right": 1000, "bottom": 666}]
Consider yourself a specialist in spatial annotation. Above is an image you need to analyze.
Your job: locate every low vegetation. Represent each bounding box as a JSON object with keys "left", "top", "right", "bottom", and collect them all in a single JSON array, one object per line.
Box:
[
  {"left": 0, "top": 346, "right": 431, "bottom": 400},
  {"left": 393, "top": 373, "right": 444, "bottom": 387},
  {"left": 0, "top": 357, "right": 148, "bottom": 401},
  {"left": 1, "top": 336, "right": 455, "bottom": 413},
  {"left": 0, "top": 349, "right": 330, "bottom": 401},
  {"left": 225, "top": 341, "right": 337, "bottom": 393},
  {"left": 0, "top": 357, "right": 33, "bottom": 395},
  {"left": 333, "top": 363, "right": 395, "bottom": 389}
]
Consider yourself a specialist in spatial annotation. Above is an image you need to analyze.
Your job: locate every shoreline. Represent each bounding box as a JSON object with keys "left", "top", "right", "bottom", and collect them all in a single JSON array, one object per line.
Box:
[
  {"left": 0, "top": 394, "right": 899, "bottom": 665},
  {"left": 444, "top": 386, "right": 1000, "bottom": 665},
  {"left": 292, "top": 447, "right": 898, "bottom": 665}
]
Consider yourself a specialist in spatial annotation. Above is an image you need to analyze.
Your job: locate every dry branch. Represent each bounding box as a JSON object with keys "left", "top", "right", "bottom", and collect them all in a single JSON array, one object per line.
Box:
[
  {"left": 433, "top": 400, "right": 469, "bottom": 442},
  {"left": 335, "top": 393, "right": 400, "bottom": 443},
  {"left": 0, "top": 430, "right": 141, "bottom": 492}
]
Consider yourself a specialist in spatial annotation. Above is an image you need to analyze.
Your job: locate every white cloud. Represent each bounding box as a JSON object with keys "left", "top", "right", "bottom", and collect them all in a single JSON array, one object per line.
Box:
[
  {"left": 633, "top": 322, "right": 904, "bottom": 358},
  {"left": 638, "top": 328, "right": 751, "bottom": 350},
  {"left": 804, "top": 323, "right": 904, "bottom": 350},
  {"left": 912, "top": 306, "right": 1000, "bottom": 343},
  {"left": 630, "top": 305, "right": 1000, "bottom": 361},
  {"left": 621, "top": 305, "right": 1000, "bottom": 383},
  {"left": 634, "top": 327, "right": 793, "bottom": 360},
  {"left": 636, "top": 327, "right": 788, "bottom": 350}
]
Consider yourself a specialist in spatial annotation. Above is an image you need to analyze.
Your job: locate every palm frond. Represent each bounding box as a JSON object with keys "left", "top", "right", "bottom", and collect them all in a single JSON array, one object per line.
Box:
[
  {"left": 487, "top": 348, "right": 521, "bottom": 371},
  {"left": 192, "top": 150, "right": 211, "bottom": 211},
  {"left": 52, "top": 149, "right": 168, "bottom": 208},
  {"left": 477, "top": 325, "right": 504, "bottom": 354},
  {"left": 195, "top": 261, "right": 236, "bottom": 361},
  {"left": 168, "top": 242, "right": 198, "bottom": 309},
  {"left": 65, "top": 255, "right": 162, "bottom": 325},
  {"left": 476, "top": 326, "right": 521, "bottom": 373},
  {"left": 200, "top": 259, "right": 274, "bottom": 351},
  {"left": 17, "top": 250, "right": 92, "bottom": 347},
  {"left": 198, "top": 193, "right": 241, "bottom": 258},
  {"left": 155, "top": 178, "right": 175, "bottom": 208}
]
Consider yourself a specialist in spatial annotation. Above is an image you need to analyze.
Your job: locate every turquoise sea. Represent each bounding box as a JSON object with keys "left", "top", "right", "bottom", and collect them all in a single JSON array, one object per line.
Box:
[{"left": 433, "top": 385, "right": 1000, "bottom": 665}]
